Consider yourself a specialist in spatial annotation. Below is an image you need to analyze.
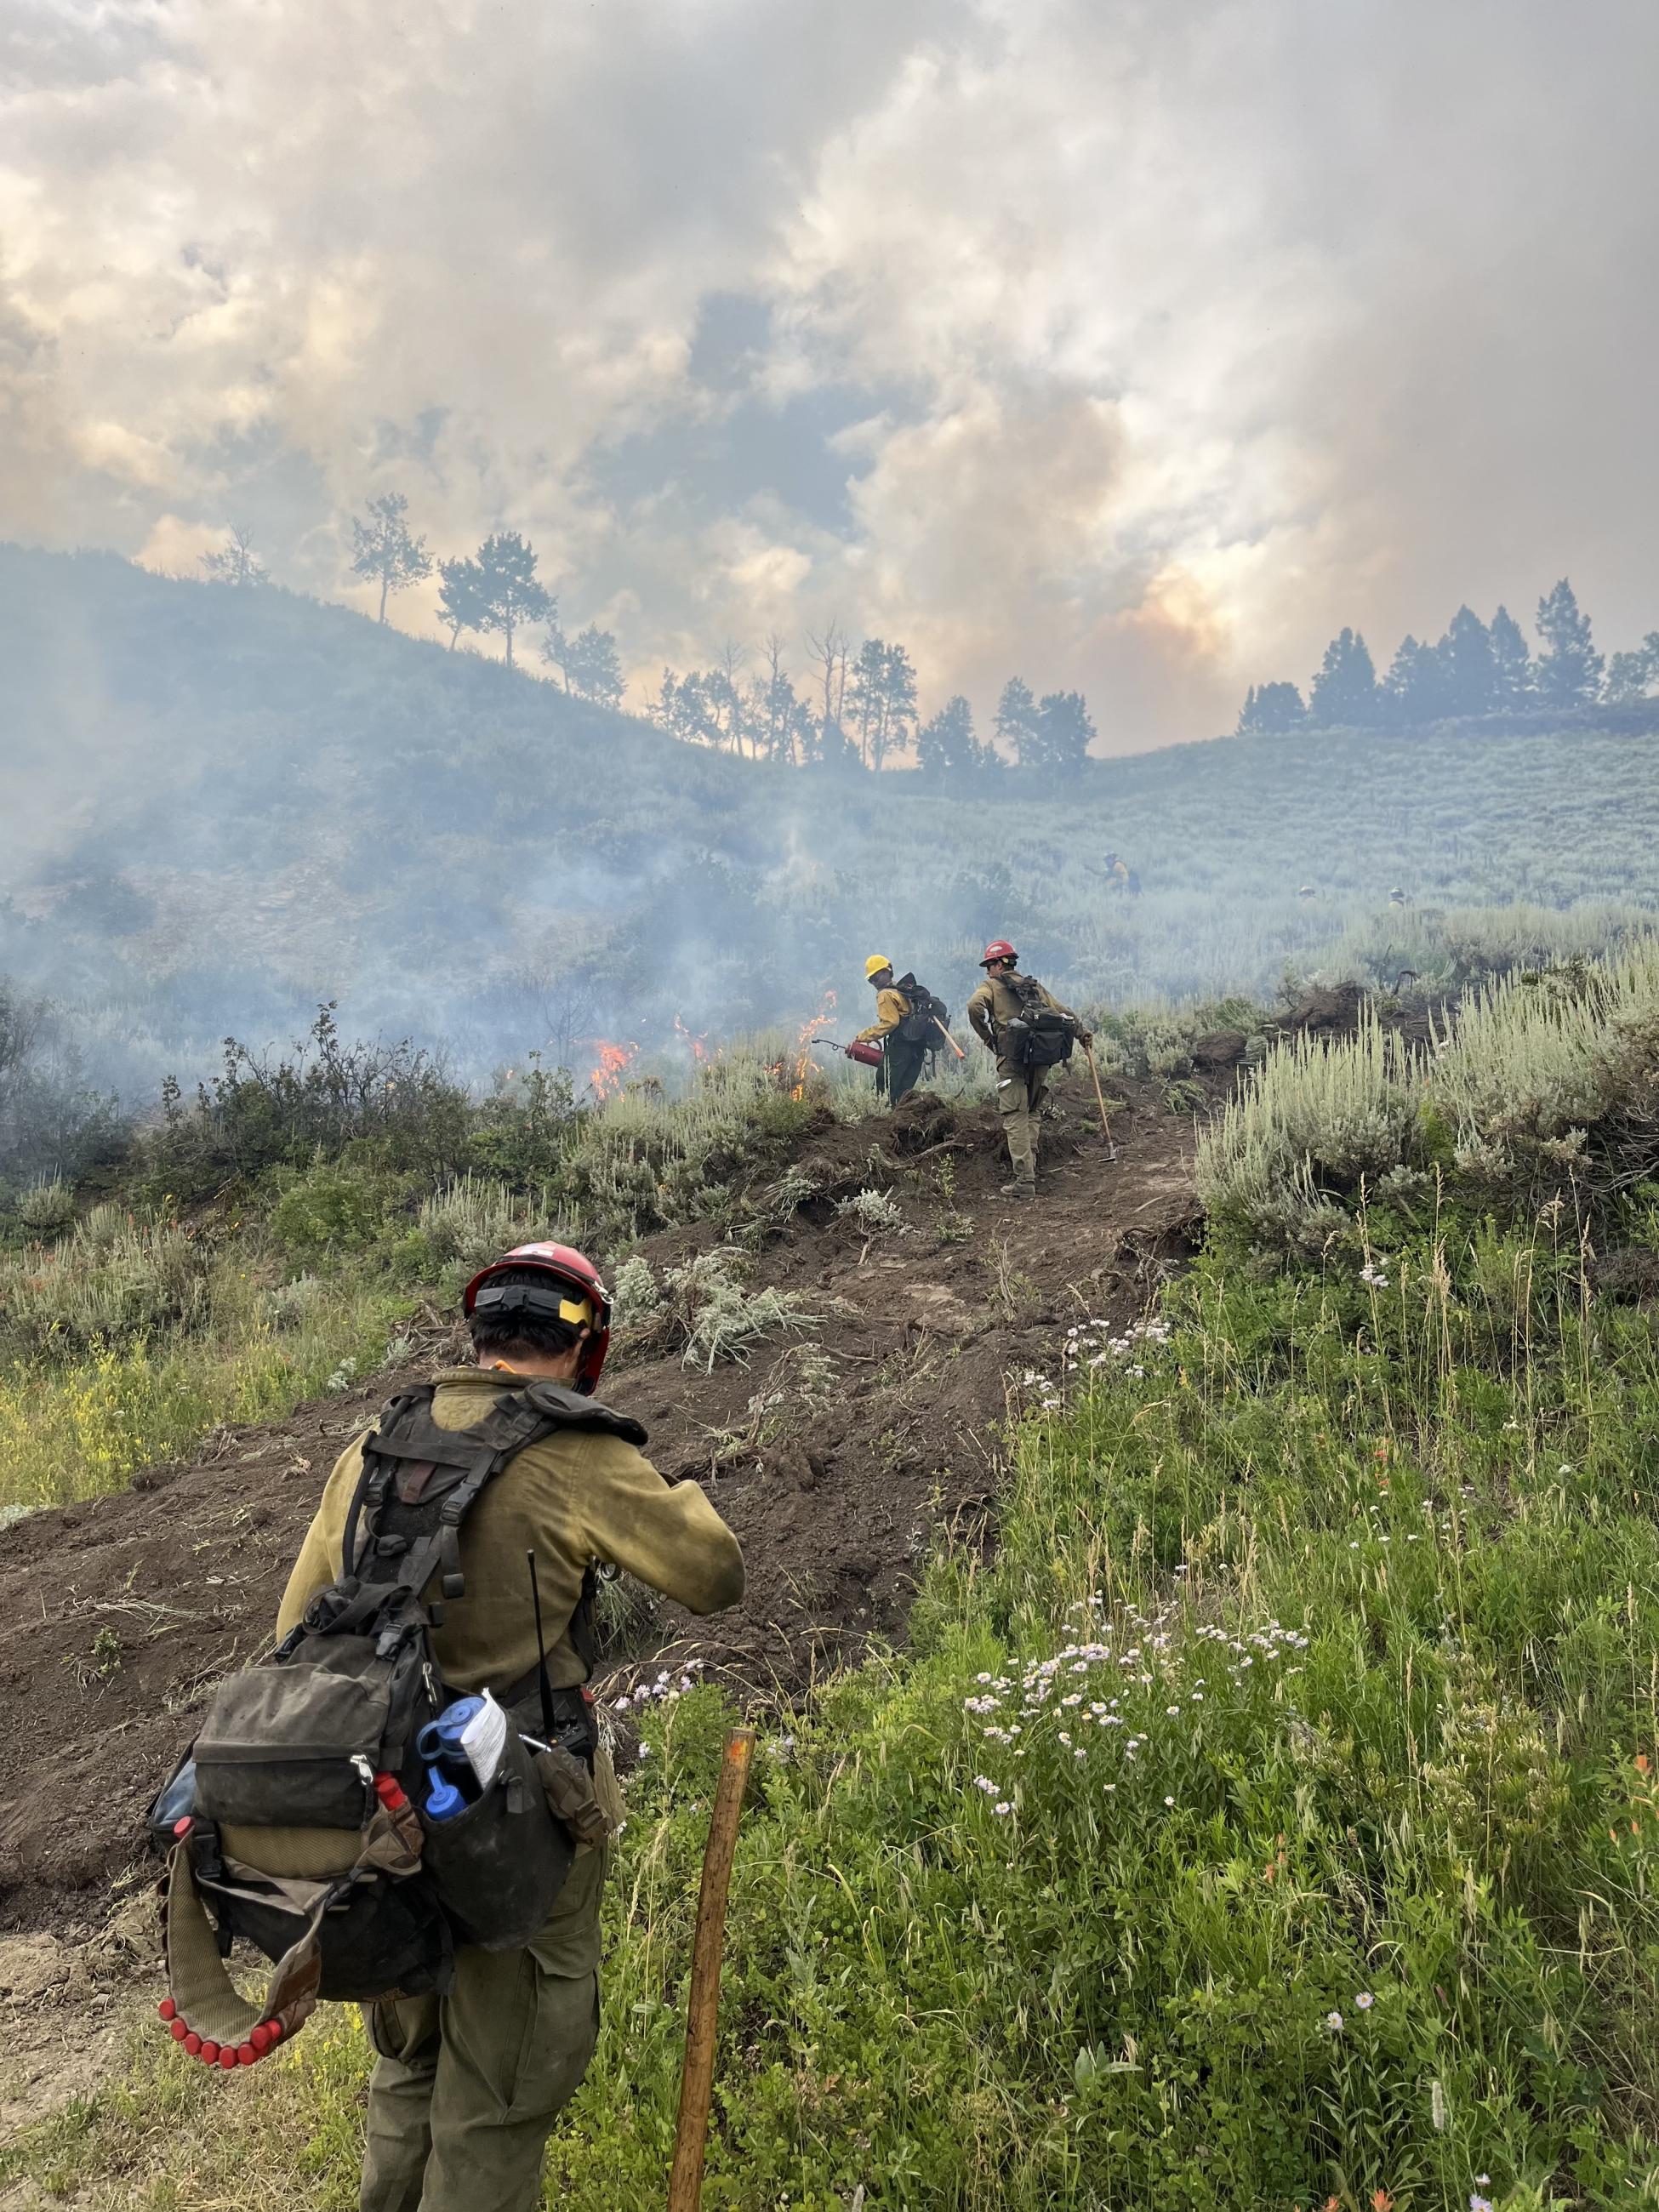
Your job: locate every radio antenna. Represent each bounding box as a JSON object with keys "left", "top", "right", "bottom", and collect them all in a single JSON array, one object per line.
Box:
[{"left": 527, "top": 1549, "right": 556, "bottom": 1740}]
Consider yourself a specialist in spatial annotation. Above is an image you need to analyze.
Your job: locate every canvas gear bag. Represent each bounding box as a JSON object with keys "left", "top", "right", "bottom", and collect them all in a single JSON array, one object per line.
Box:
[
  {"left": 1001, "top": 974, "right": 1075, "bottom": 1069},
  {"left": 151, "top": 1379, "right": 641, "bottom": 2064}
]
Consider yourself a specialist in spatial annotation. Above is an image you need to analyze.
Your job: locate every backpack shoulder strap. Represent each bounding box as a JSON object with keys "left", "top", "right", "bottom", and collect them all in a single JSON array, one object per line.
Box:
[
  {"left": 348, "top": 1386, "right": 557, "bottom": 1605},
  {"left": 332, "top": 1381, "right": 649, "bottom": 1647},
  {"left": 342, "top": 1385, "right": 440, "bottom": 1582},
  {"left": 515, "top": 1385, "right": 649, "bottom": 1686}
]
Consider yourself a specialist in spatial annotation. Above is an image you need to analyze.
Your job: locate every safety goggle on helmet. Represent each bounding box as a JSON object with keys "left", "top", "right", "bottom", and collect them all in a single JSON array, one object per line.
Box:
[{"left": 461, "top": 1241, "right": 613, "bottom": 1395}]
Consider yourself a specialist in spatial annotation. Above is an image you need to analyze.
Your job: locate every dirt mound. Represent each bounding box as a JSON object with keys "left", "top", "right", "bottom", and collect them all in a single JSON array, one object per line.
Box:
[{"left": 0, "top": 1074, "right": 1206, "bottom": 1937}]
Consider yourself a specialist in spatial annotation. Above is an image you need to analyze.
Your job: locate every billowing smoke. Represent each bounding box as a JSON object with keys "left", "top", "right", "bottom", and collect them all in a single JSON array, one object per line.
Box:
[{"left": 2, "top": 0, "right": 1656, "bottom": 746}]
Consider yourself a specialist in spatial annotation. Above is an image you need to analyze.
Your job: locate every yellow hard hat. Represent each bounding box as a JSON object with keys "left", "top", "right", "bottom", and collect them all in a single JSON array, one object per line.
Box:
[{"left": 864, "top": 954, "right": 892, "bottom": 980}]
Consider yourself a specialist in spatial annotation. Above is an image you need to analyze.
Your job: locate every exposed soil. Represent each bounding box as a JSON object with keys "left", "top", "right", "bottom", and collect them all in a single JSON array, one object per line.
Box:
[{"left": 0, "top": 1069, "right": 1210, "bottom": 1941}]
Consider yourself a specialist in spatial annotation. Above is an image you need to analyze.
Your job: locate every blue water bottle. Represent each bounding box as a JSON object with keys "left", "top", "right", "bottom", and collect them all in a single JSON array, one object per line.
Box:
[
  {"left": 417, "top": 1695, "right": 486, "bottom": 1821},
  {"left": 424, "top": 1769, "right": 467, "bottom": 1821}
]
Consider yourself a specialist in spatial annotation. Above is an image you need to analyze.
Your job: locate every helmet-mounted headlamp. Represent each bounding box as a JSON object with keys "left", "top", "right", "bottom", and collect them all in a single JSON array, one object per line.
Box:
[
  {"left": 461, "top": 1241, "right": 613, "bottom": 1394},
  {"left": 468, "top": 1282, "right": 596, "bottom": 1332}
]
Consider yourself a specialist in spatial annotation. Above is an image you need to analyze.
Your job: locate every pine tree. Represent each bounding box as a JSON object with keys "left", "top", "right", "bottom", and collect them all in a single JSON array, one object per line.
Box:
[
  {"left": 1029, "top": 691, "right": 1095, "bottom": 775},
  {"left": 1382, "top": 635, "right": 1449, "bottom": 728},
  {"left": 436, "top": 556, "right": 484, "bottom": 651},
  {"left": 1235, "top": 681, "right": 1306, "bottom": 735},
  {"left": 1489, "top": 605, "right": 1531, "bottom": 706},
  {"left": 472, "top": 531, "right": 554, "bottom": 668},
  {"left": 917, "top": 695, "right": 980, "bottom": 775},
  {"left": 877, "top": 642, "right": 919, "bottom": 768},
  {"left": 350, "top": 493, "right": 432, "bottom": 623},
  {"left": 994, "top": 676, "right": 1039, "bottom": 761},
  {"left": 1308, "top": 629, "right": 1380, "bottom": 727},
  {"left": 847, "top": 639, "right": 886, "bottom": 768},
  {"left": 1604, "top": 637, "right": 1659, "bottom": 704},
  {"left": 1438, "top": 606, "right": 1497, "bottom": 715},
  {"left": 1534, "top": 579, "right": 1604, "bottom": 709}
]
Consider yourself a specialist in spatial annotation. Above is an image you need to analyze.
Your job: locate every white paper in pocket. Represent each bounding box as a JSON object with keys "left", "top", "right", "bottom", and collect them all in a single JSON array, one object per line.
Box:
[{"left": 460, "top": 1688, "right": 510, "bottom": 1790}]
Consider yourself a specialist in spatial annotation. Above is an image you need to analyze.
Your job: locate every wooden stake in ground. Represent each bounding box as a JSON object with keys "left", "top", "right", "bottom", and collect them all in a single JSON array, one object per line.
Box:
[
  {"left": 1081, "top": 1043, "right": 1118, "bottom": 1160},
  {"left": 667, "top": 1725, "right": 756, "bottom": 2212}
]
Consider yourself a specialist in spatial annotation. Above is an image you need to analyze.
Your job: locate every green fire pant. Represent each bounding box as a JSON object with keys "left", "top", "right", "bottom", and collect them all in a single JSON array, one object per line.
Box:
[
  {"left": 358, "top": 1846, "right": 607, "bottom": 2212},
  {"left": 883, "top": 1035, "right": 930, "bottom": 1105},
  {"left": 996, "top": 1060, "right": 1049, "bottom": 1185}
]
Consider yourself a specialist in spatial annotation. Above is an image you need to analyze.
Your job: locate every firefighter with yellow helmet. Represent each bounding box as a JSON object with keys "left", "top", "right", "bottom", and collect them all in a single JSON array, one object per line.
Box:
[{"left": 846, "top": 955, "right": 938, "bottom": 1106}]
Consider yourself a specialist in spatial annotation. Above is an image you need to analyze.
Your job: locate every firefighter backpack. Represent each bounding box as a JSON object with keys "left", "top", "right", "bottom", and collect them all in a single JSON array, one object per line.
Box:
[{"left": 148, "top": 1381, "right": 634, "bottom": 2067}]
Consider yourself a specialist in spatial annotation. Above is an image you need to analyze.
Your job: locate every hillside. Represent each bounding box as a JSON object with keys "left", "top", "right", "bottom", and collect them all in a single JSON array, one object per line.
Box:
[
  {"left": 4, "top": 955, "right": 1659, "bottom": 2207},
  {"left": 5, "top": 545, "right": 1659, "bottom": 1102},
  {"left": 0, "top": 1072, "right": 1201, "bottom": 1932}
]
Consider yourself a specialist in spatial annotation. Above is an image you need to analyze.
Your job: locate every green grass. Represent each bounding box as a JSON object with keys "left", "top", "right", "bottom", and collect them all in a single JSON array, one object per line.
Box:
[
  {"left": 8, "top": 955, "right": 1659, "bottom": 2204},
  {"left": 0, "top": 1282, "right": 410, "bottom": 1514},
  {"left": 10, "top": 1136, "right": 1659, "bottom": 2206}
]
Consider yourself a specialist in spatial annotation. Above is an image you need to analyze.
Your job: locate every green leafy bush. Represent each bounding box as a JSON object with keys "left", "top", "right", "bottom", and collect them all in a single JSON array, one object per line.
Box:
[
  {"left": 268, "top": 1162, "right": 395, "bottom": 1259},
  {"left": 142, "top": 1002, "right": 474, "bottom": 1200}
]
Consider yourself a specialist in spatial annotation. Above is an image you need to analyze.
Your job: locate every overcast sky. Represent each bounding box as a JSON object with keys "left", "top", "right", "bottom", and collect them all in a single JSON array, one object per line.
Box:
[{"left": 3, "top": 0, "right": 1655, "bottom": 746}]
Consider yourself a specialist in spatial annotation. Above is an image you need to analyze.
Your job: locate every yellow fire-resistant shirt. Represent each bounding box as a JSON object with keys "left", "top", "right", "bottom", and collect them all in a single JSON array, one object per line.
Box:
[
  {"left": 276, "top": 1367, "right": 745, "bottom": 1693},
  {"left": 856, "top": 986, "right": 912, "bottom": 1043}
]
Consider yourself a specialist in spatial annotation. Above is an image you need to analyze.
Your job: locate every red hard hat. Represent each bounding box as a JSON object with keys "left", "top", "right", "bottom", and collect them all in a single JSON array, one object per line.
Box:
[
  {"left": 980, "top": 939, "right": 1018, "bottom": 966},
  {"left": 462, "top": 1241, "right": 613, "bottom": 1395}
]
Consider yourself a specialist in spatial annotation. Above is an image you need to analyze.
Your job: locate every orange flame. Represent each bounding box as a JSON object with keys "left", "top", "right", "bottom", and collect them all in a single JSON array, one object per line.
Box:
[
  {"left": 673, "top": 1015, "right": 710, "bottom": 1063},
  {"left": 790, "top": 989, "right": 838, "bottom": 1099},
  {"left": 587, "top": 1040, "right": 639, "bottom": 1100}
]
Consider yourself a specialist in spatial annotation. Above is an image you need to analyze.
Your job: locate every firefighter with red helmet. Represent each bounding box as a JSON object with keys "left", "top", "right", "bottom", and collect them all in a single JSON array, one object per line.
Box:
[
  {"left": 276, "top": 1240, "right": 744, "bottom": 2212},
  {"left": 967, "top": 940, "right": 1092, "bottom": 1200}
]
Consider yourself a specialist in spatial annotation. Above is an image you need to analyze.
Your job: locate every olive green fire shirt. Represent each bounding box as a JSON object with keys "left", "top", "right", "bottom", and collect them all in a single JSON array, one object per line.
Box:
[{"left": 276, "top": 1367, "right": 745, "bottom": 1693}]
